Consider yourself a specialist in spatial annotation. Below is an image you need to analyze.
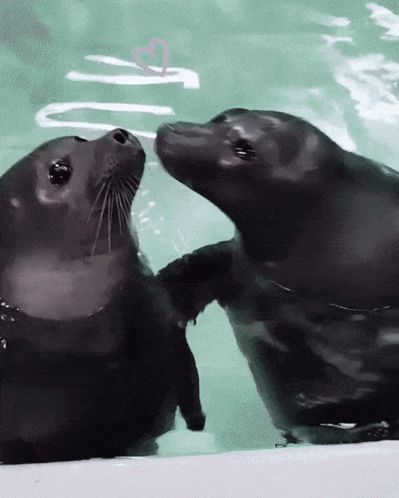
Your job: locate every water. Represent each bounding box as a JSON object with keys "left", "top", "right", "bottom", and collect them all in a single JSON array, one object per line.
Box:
[{"left": 1, "top": 0, "right": 398, "bottom": 455}]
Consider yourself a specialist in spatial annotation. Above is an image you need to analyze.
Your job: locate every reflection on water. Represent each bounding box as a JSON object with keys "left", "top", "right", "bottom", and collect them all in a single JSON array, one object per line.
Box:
[
  {"left": 0, "top": 0, "right": 398, "bottom": 456},
  {"left": 367, "top": 2, "right": 399, "bottom": 40}
]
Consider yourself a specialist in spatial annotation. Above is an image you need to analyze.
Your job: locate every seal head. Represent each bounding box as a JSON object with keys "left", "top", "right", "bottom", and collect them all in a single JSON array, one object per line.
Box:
[{"left": 0, "top": 129, "right": 145, "bottom": 319}]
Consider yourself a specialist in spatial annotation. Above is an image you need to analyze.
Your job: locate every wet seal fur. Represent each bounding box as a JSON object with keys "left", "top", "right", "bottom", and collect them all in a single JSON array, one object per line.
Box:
[
  {"left": 156, "top": 108, "right": 399, "bottom": 445},
  {"left": 0, "top": 129, "right": 204, "bottom": 464}
]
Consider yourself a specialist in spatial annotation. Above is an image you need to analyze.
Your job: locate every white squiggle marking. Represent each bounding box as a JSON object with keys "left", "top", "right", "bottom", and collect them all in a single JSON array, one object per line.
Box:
[
  {"left": 367, "top": 3, "right": 399, "bottom": 40},
  {"left": 65, "top": 54, "right": 200, "bottom": 89},
  {"left": 35, "top": 102, "right": 175, "bottom": 139}
]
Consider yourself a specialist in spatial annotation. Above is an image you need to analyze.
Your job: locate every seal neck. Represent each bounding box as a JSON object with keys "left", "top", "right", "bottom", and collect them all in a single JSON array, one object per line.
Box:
[{"left": 234, "top": 187, "right": 323, "bottom": 262}]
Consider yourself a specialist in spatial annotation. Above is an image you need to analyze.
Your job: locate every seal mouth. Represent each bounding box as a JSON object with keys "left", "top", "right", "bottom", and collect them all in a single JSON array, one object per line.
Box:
[{"left": 155, "top": 122, "right": 211, "bottom": 159}]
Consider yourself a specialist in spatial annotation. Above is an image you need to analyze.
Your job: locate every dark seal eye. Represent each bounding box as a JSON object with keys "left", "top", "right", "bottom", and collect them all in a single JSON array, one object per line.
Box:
[
  {"left": 233, "top": 139, "right": 257, "bottom": 161},
  {"left": 49, "top": 160, "right": 73, "bottom": 186}
]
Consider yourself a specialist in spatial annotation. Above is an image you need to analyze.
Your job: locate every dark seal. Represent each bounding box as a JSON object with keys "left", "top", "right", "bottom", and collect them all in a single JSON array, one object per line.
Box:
[
  {"left": 0, "top": 129, "right": 204, "bottom": 464},
  {"left": 156, "top": 108, "right": 399, "bottom": 445}
]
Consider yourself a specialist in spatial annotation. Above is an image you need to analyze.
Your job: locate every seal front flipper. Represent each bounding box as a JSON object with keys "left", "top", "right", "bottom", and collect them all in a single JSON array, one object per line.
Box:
[
  {"left": 172, "top": 323, "right": 205, "bottom": 431},
  {"left": 159, "top": 240, "right": 236, "bottom": 324},
  {"left": 159, "top": 240, "right": 236, "bottom": 430}
]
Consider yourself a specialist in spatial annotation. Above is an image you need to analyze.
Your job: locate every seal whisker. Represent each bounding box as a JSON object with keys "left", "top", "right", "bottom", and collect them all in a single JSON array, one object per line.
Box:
[
  {"left": 107, "top": 190, "right": 112, "bottom": 253},
  {"left": 110, "top": 187, "right": 115, "bottom": 234},
  {"left": 87, "top": 181, "right": 107, "bottom": 223},
  {"left": 91, "top": 180, "right": 111, "bottom": 257},
  {"left": 123, "top": 183, "right": 137, "bottom": 199},
  {"left": 115, "top": 190, "right": 124, "bottom": 235},
  {"left": 117, "top": 186, "right": 129, "bottom": 232},
  {"left": 129, "top": 175, "right": 141, "bottom": 186},
  {"left": 127, "top": 176, "right": 140, "bottom": 190},
  {"left": 124, "top": 181, "right": 139, "bottom": 194},
  {"left": 119, "top": 189, "right": 131, "bottom": 225},
  {"left": 125, "top": 179, "right": 138, "bottom": 195},
  {"left": 115, "top": 183, "right": 130, "bottom": 229},
  {"left": 120, "top": 186, "right": 133, "bottom": 219},
  {"left": 127, "top": 178, "right": 140, "bottom": 190}
]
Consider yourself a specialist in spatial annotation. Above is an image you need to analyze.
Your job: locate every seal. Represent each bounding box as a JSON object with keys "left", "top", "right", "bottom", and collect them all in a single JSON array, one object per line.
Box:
[
  {"left": 156, "top": 108, "right": 399, "bottom": 444},
  {"left": 0, "top": 129, "right": 204, "bottom": 464}
]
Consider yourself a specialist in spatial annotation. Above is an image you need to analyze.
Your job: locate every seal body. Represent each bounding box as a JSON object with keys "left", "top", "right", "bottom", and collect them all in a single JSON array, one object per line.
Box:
[
  {"left": 156, "top": 109, "right": 399, "bottom": 444},
  {"left": 0, "top": 129, "right": 203, "bottom": 463}
]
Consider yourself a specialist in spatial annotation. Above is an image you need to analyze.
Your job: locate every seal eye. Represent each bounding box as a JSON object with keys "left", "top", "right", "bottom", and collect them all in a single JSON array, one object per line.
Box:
[
  {"left": 233, "top": 139, "right": 257, "bottom": 161},
  {"left": 48, "top": 161, "right": 73, "bottom": 186}
]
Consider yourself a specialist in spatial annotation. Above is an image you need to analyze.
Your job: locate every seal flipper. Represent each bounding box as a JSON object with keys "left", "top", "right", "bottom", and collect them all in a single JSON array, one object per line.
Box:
[
  {"left": 159, "top": 240, "right": 236, "bottom": 324},
  {"left": 158, "top": 240, "right": 236, "bottom": 430},
  {"left": 172, "top": 324, "right": 205, "bottom": 431}
]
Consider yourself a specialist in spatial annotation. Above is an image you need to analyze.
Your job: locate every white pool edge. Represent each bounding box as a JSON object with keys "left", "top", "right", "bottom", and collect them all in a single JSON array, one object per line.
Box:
[{"left": 1, "top": 441, "right": 398, "bottom": 498}]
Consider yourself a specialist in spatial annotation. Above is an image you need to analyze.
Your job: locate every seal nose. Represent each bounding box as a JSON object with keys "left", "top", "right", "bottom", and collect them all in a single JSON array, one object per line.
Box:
[
  {"left": 102, "top": 129, "right": 144, "bottom": 159},
  {"left": 111, "top": 128, "right": 140, "bottom": 146}
]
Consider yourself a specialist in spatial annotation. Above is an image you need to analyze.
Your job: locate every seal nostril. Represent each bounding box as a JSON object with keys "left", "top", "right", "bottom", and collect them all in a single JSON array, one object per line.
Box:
[
  {"left": 113, "top": 132, "right": 126, "bottom": 145},
  {"left": 118, "top": 129, "right": 129, "bottom": 139}
]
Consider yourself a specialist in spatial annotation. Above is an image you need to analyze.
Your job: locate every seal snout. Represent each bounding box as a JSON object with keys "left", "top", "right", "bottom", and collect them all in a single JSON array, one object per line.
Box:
[
  {"left": 155, "top": 122, "right": 212, "bottom": 161},
  {"left": 107, "top": 128, "right": 144, "bottom": 155},
  {"left": 96, "top": 128, "right": 145, "bottom": 163},
  {"left": 111, "top": 128, "right": 138, "bottom": 147},
  {"left": 157, "top": 122, "right": 210, "bottom": 139},
  {"left": 94, "top": 128, "right": 145, "bottom": 180}
]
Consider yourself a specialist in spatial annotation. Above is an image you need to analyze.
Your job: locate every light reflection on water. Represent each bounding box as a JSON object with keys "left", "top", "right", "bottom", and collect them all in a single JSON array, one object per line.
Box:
[{"left": 0, "top": 0, "right": 398, "bottom": 455}]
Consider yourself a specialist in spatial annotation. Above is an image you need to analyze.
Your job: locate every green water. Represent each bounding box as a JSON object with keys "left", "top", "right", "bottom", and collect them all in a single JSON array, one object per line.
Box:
[{"left": 1, "top": 0, "right": 399, "bottom": 455}]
